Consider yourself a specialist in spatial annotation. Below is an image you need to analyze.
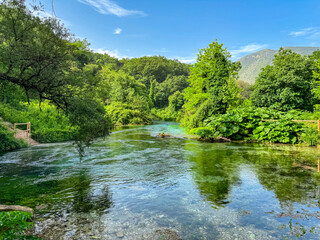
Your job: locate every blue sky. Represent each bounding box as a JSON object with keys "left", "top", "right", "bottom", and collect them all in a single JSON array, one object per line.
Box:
[{"left": 29, "top": 0, "right": 320, "bottom": 62}]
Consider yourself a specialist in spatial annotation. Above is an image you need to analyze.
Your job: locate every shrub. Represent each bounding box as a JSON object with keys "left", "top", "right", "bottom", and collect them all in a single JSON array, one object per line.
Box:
[
  {"left": 191, "top": 107, "right": 305, "bottom": 144},
  {"left": 0, "top": 211, "right": 34, "bottom": 239},
  {"left": 105, "top": 102, "right": 152, "bottom": 126},
  {"left": 0, "top": 124, "right": 27, "bottom": 153},
  {"left": 299, "top": 127, "right": 320, "bottom": 146},
  {"left": 0, "top": 101, "right": 78, "bottom": 143}
]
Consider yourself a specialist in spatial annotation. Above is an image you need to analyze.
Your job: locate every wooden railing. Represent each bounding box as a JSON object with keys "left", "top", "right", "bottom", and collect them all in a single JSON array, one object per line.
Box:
[{"left": 13, "top": 122, "right": 31, "bottom": 137}]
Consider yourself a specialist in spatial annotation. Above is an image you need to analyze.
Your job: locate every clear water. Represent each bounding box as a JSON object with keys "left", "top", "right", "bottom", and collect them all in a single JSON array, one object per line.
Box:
[{"left": 1, "top": 122, "right": 320, "bottom": 239}]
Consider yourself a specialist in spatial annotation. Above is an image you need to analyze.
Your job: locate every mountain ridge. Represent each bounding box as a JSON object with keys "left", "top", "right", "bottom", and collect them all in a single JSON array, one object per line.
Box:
[{"left": 238, "top": 46, "right": 320, "bottom": 84}]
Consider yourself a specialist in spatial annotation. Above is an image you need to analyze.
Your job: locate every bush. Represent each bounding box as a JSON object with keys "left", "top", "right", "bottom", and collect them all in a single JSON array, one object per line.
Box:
[
  {"left": 151, "top": 108, "right": 181, "bottom": 121},
  {"left": 299, "top": 127, "right": 320, "bottom": 146},
  {"left": 0, "top": 124, "right": 27, "bottom": 153},
  {"left": 190, "top": 127, "right": 218, "bottom": 140},
  {"left": 105, "top": 102, "right": 152, "bottom": 126},
  {"left": 0, "top": 211, "right": 34, "bottom": 239},
  {"left": 191, "top": 107, "right": 305, "bottom": 144},
  {"left": 0, "top": 101, "right": 77, "bottom": 143},
  {"left": 32, "top": 129, "right": 76, "bottom": 143},
  {"left": 252, "top": 120, "right": 303, "bottom": 144}
]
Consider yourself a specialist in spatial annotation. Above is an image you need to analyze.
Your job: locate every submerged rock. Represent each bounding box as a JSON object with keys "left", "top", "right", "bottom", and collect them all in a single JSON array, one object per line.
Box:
[
  {"left": 116, "top": 232, "right": 124, "bottom": 238},
  {"left": 158, "top": 132, "right": 171, "bottom": 138},
  {"left": 154, "top": 229, "right": 181, "bottom": 240}
]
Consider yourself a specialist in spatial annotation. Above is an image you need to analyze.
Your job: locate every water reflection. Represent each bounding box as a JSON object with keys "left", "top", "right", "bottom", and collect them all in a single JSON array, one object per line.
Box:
[
  {"left": 1, "top": 123, "right": 320, "bottom": 239},
  {"left": 185, "top": 142, "right": 241, "bottom": 208}
]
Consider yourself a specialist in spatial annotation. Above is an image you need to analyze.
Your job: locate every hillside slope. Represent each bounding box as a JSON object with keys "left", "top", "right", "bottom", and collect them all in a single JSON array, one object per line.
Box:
[{"left": 238, "top": 47, "right": 320, "bottom": 84}]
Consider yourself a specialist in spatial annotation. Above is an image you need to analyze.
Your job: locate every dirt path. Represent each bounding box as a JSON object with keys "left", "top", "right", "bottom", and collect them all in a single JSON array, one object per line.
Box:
[
  {"left": 14, "top": 129, "right": 39, "bottom": 146},
  {"left": 1, "top": 119, "right": 39, "bottom": 146}
]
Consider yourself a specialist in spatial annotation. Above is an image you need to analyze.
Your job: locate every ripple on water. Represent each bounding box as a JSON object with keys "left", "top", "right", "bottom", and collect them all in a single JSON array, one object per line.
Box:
[{"left": 1, "top": 122, "right": 320, "bottom": 239}]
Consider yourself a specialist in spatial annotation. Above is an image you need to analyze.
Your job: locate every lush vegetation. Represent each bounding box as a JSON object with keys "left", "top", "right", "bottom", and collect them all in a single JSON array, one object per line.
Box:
[
  {"left": 0, "top": 211, "right": 35, "bottom": 240},
  {"left": 0, "top": 121, "right": 27, "bottom": 153},
  {"left": 186, "top": 44, "right": 320, "bottom": 146},
  {"left": 191, "top": 107, "right": 312, "bottom": 144},
  {"left": 251, "top": 48, "right": 317, "bottom": 111},
  {"left": 181, "top": 41, "right": 241, "bottom": 129},
  {"left": 0, "top": 1, "right": 320, "bottom": 150},
  {"left": 0, "top": 0, "right": 190, "bottom": 154}
]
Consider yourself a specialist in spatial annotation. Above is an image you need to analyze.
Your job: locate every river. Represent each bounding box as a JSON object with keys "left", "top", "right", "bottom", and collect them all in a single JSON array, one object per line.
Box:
[{"left": 1, "top": 122, "right": 320, "bottom": 239}]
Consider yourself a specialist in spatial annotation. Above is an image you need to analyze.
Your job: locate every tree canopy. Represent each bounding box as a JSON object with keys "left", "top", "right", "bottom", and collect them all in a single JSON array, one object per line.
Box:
[
  {"left": 182, "top": 40, "right": 241, "bottom": 129},
  {"left": 251, "top": 48, "right": 317, "bottom": 111}
]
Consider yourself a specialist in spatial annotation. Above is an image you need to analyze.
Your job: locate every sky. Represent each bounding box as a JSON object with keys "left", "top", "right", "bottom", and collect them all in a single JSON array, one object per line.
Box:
[{"left": 28, "top": 0, "right": 320, "bottom": 63}]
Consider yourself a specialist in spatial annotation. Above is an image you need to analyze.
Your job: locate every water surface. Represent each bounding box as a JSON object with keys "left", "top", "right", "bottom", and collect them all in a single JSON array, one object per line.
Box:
[{"left": 1, "top": 122, "right": 320, "bottom": 239}]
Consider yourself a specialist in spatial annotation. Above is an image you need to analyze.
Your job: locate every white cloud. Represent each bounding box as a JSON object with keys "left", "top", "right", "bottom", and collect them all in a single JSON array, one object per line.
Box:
[
  {"left": 289, "top": 27, "right": 320, "bottom": 37},
  {"left": 174, "top": 57, "right": 196, "bottom": 64},
  {"left": 230, "top": 43, "right": 268, "bottom": 60},
  {"left": 78, "top": 0, "right": 145, "bottom": 17},
  {"left": 94, "top": 48, "right": 130, "bottom": 59},
  {"left": 114, "top": 28, "right": 122, "bottom": 35}
]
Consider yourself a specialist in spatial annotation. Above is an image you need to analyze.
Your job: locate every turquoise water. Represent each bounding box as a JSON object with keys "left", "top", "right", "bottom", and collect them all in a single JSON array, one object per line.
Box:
[{"left": 1, "top": 122, "right": 320, "bottom": 239}]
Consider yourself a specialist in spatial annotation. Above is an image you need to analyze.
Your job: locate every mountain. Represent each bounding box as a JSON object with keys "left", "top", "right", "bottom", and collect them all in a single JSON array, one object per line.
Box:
[{"left": 238, "top": 47, "right": 320, "bottom": 84}]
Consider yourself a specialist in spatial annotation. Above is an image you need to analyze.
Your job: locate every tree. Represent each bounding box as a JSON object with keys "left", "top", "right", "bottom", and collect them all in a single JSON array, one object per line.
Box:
[
  {"left": 0, "top": 0, "right": 75, "bottom": 108},
  {"left": 237, "top": 80, "right": 253, "bottom": 100},
  {"left": 251, "top": 48, "right": 316, "bottom": 111},
  {"left": 182, "top": 40, "right": 241, "bottom": 129},
  {"left": 168, "top": 91, "right": 184, "bottom": 112},
  {"left": 154, "top": 75, "right": 189, "bottom": 108},
  {"left": 311, "top": 51, "right": 320, "bottom": 100},
  {"left": 149, "top": 79, "right": 156, "bottom": 106},
  {"left": 121, "top": 56, "right": 190, "bottom": 85}
]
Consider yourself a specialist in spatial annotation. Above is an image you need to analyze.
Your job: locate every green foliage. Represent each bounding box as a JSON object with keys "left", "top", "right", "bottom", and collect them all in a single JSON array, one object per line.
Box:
[
  {"left": 190, "top": 127, "right": 218, "bottom": 140},
  {"left": 0, "top": 1, "right": 112, "bottom": 151},
  {"left": 154, "top": 75, "right": 189, "bottom": 108},
  {"left": 151, "top": 91, "right": 185, "bottom": 121},
  {"left": 67, "top": 98, "right": 111, "bottom": 155},
  {"left": 96, "top": 67, "right": 152, "bottom": 126},
  {"left": 149, "top": 79, "right": 156, "bottom": 107},
  {"left": 106, "top": 102, "right": 152, "bottom": 126},
  {"left": 299, "top": 127, "right": 320, "bottom": 146},
  {"left": 251, "top": 48, "right": 316, "bottom": 111},
  {"left": 191, "top": 107, "right": 305, "bottom": 144},
  {"left": 0, "top": 101, "right": 77, "bottom": 143},
  {"left": 121, "top": 56, "right": 190, "bottom": 85},
  {"left": 0, "top": 211, "right": 34, "bottom": 239},
  {"left": 0, "top": 0, "right": 75, "bottom": 108},
  {"left": 0, "top": 82, "right": 26, "bottom": 105},
  {"left": 182, "top": 40, "right": 241, "bottom": 129},
  {"left": 0, "top": 123, "right": 27, "bottom": 153},
  {"left": 237, "top": 80, "right": 253, "bottom": 100},
  {"left": 252, "top": 120, "right": 303, "bottom": 144}
]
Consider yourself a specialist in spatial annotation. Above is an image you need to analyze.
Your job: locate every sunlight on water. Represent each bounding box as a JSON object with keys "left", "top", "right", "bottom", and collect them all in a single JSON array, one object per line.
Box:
[{"left": 1, "top": 122, "right": 320, "bottom": 239}]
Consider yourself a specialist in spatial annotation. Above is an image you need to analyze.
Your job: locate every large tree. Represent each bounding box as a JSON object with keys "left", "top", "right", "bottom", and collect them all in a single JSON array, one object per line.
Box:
[
  {"left": 251, "top": 48, "right": 316, "bottom": 111},
  {"left": 182, "top": 40, "right": 241, "bottom": 129},
  {"left": 0, "top": 0, "right": 75, "bottom": 108},
  {"left": 0, "top": 0, "right": 111, "bottom": 152}
]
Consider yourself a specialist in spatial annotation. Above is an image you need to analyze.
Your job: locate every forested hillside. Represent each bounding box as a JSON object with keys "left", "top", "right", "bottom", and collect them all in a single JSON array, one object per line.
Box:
[{"left": 238, "top": 47, "right": 320, "bottom": 84}]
